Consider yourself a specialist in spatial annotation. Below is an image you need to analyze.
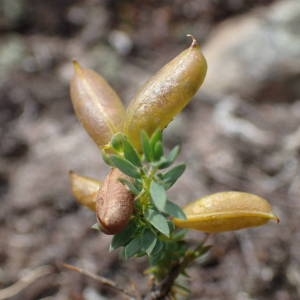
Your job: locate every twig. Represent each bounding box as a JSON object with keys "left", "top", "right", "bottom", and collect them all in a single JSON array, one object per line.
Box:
[
  {"left": 146, "top": 233, "right": 211, "bottom": 300},
  {"left": 63, "top": 234, "right": 211, "bottom": 300},
  {"left": 63, "top": 263, "right": 137, "bottom": 299},
  {"left": 0, "top": 265, "right": 53, "bottom": 300}
]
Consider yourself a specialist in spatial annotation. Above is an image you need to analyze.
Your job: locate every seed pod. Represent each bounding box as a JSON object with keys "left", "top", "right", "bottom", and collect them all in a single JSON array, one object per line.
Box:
[
  {"left": 70, "top": 61, "right": 126, "bottom": 148},
  {"left": 124, "top": 35, "right": 207, "bottom": 150},
  {"left": 69, "top": 171, "right": 101, "bottom": 211},
  {"left": 96, "top": 168, "right": 134, "bottom": 234},
  {"left": 173, "top": 191, "right": 279, "bottom": 232}
]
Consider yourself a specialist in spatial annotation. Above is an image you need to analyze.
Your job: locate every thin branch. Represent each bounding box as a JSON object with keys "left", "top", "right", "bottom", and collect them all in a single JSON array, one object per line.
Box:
[
  {"left": 63, "top": 263, "right": 138, "bottom": 299},
  {"left": 63, "top": 235, "right": 211, "bottom": 300},
  {"left": 146, "top": 234, "right": 211, "bottom": 300},
  {"left": 0, "top": 265, "right": 53, "bottom": 300}
]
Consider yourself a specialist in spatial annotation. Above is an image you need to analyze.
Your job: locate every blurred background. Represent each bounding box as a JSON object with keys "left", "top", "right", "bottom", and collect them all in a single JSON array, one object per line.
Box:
[{"left": 0, "top": 0, "right": 300, "bottom": 299}]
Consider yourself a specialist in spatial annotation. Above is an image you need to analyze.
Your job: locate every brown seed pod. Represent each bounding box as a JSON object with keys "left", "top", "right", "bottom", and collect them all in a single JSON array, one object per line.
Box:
[
  {"left": 124, "top": 35, "right": 207, "bottom": 150},
  {"left": 173, "top": 191, "right": 279, "bottom": 232},
  {"left": 69, "top": 171, "right": 101, "bottom": 211},
  {"left": 96, "top": 168, "right": 134, "bottom": 234},
  {"left": 70, "top": 61, "right": 126, "bottom": 148}
]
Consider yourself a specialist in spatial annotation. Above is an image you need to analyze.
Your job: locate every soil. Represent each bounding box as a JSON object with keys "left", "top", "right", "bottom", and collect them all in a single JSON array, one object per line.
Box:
[{"left": 0, "top": 1, "right": 299, "bottom": 299}]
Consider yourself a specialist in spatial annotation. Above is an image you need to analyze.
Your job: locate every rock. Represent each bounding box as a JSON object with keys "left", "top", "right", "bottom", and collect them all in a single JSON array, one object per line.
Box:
[
  {"left": 201, "top": 0, "right": 300, "bottom": 101},
  {"left": 109, "top": 30, "right": 133, "bottom": 56}
]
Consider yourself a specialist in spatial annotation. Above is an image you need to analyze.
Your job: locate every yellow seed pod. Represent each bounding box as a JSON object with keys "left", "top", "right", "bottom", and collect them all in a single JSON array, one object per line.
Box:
[
  {"left": 173, "top": 191, "right": 279, "bottom": 232},
  {"left": 124, "top": 35, "right": 207, "bottom": 150},
  {"left": 70, "top": 61, "right": 126, "bottom": 148},
  {"left": 69, "top": 171, "right": 101, "bottom": 211}
]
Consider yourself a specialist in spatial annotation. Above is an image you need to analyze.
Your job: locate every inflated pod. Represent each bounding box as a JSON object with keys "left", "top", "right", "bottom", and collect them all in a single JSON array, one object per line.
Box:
[
  {"left": 69, "top": 171, "right": 101, "bottom": 211},
  {"left": 96, "top": 168, "right": 134, "bottom": 235},
  {"left": 124, "top": 36, "right": 207, "bottom": 150},
  {"left": 70, "top": 61, "right": 126, "bottom": 148},
  {"left": 173, "top": 191, "right": 279, "bottom": 233}
]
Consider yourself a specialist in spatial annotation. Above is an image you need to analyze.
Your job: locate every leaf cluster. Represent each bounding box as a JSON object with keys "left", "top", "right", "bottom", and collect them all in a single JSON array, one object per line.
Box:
[{"left": 102, "top": 131, "right": 188, "bottom": 268}]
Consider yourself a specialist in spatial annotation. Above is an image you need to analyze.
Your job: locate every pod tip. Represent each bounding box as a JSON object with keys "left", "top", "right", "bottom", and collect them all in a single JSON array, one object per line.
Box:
[
  {"left": 69, "top": 170, "right": 75, "bottom": 178},
  {"left": 186, "top": 34, "right": 198, "bottom": 48},
  {"left": 72, "top": 60, "right": 82, "bottom": 73},
  {"left": 69, "top": 170, "right": 77, "bottom": 189},
  {"left": 269, "top": 212, "right": 280, "bottom": 224}
]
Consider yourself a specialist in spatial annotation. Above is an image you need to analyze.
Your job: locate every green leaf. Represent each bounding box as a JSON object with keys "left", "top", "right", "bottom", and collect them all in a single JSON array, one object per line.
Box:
[
  {"left": 141, "top": 131, "right": 152, "bottom": 162},
  {"left": 167, "top": 219, "right": 175, "bottom": 232},
  {"left": 110, "top": 155, "right": 141, "bottom": 178},
  {"left": 142, "top": 229, "right": 157, "bottom": 256},
  {"left": 111, "top": 133, "right": 125, "bottom": 152},
  {"left": 123, "top": 139, "right": 142, "bottom": 167},
  {"left": 145, "top": 209, "right": 170, "bottom": 237},
  {"left": 167, "top": 145, "right": 180, "bottom": 162},
  {"left": 118, "top": 178, "right": 140, "bottom": 195},
  {"left": 153, "top": 141, "right": 164, "bottom": 161},
  {"left": 156, "top": 145, "right": 180, "bottom": 169},
  {"left": 164, "top": 201, "right": 186, "bottom": 219},
  {"left": 149, "top": 240, "right": 164, "bottom": 263},
  {"left": 150, "top": 239, "right": 164, "bottom": 256},
  {"left": 101, "top": 150, "right": 112, "bottom": 166},
  {"left": 110, "top": 221, "right": 137, "bottom": 250},
  {"left": 150, "top": 181, "right": 167, "bottom": 211},
  {"left": 150, "top": 129, "right": 163, "bottom": 149},
  {"left": 154, "top": 158, "right": 169, "bottom": 169},
  {"left": 124, "top": 236, "right": 143, "bottom": 258},
  {"left": 162, "top": 164, "right": 186, "bottom": 189}
]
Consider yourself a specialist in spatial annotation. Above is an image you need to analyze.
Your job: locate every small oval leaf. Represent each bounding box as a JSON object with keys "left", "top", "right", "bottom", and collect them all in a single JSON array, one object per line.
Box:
[
  {"left": 110, "top": 220, "right": 137, "bottom": 250},
  {"left": 124, "top": 236, "right": 143, "bottom": 258},
  {"left": 150, "top": 181, "right": 167, "bottom": 211},
  {"left": 145, "top": 209, "right": 170, "bottom": 237},
  {"left": 141, "top": 131, "right": 152, "bottom": 161},
  {"left": 162, "top": 164, "right": 186, "bottom": 189},
  {"left": 164, "top": 201, "right": 186, "bottom": 219},
  {"left": 123, "top": 139, "right": 142, "bottom": 167},
  {"left": 142, "top": 229, "right": 158, "bottom": 256},
  {"left": 110, "top": 155, "right": 141, "bottom": 179},
  {"left": 111, "top": 133, "right": 126, "bottom": 152}
]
